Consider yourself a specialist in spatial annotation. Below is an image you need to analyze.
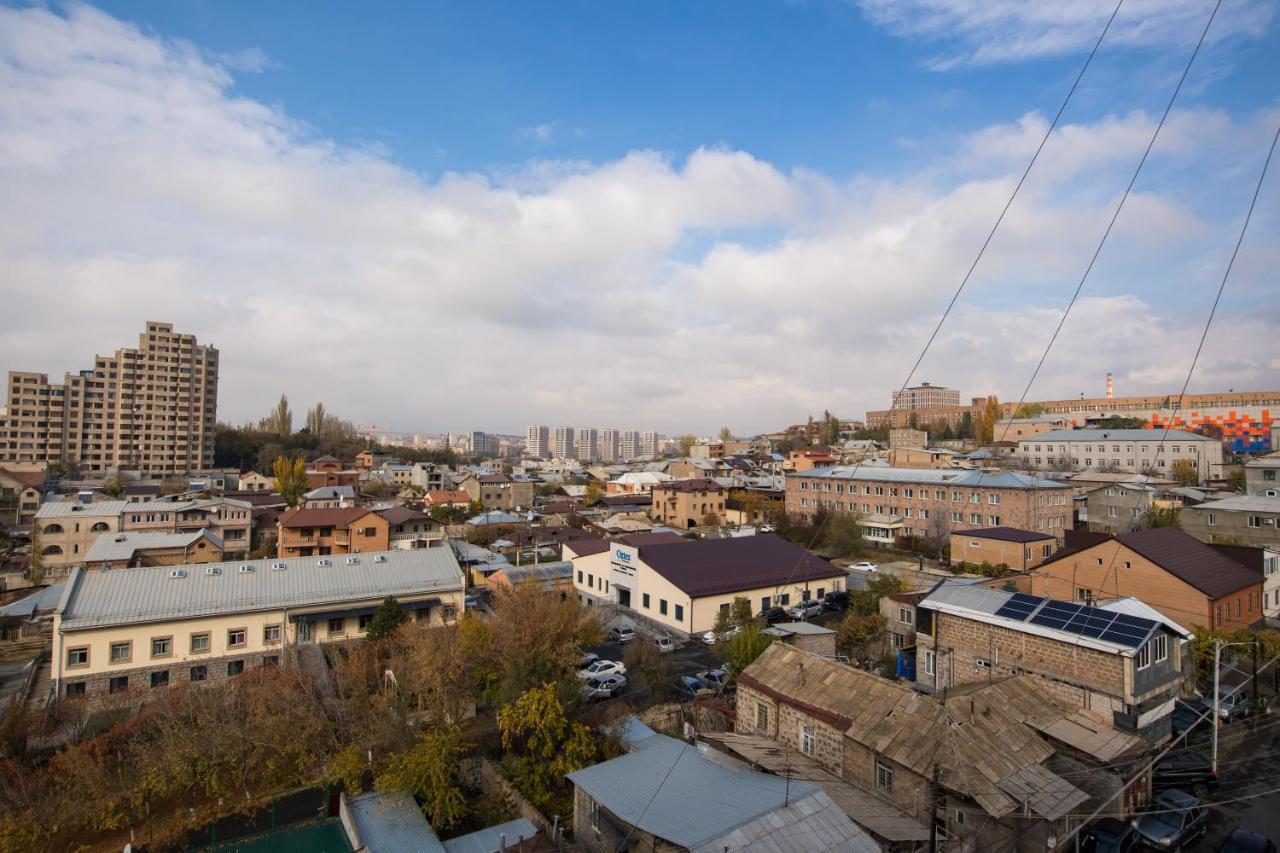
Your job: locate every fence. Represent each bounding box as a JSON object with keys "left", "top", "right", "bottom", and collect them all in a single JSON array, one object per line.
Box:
[{"left": 461, "top": 756, "right": 557, "bottom": 838}]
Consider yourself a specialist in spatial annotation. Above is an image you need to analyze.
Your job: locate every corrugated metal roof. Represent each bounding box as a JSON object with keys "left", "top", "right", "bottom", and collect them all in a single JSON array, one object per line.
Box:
[
  {"left": 0, "top": 583, "right": 64, "bottom": 617},
  {"left": 346, "top": 791, "right": 444, "bottom": 853},
  {"left": 795, "top": 467, "right": 1069, "bottom": 489},
  {"left": 442, "top": 819, "right": 539, "bottom": 853},
  {"left": 57, "top": 547, "right": 464, "bottom": 630},
  {"left": 84, "top": 529, "right": 222, "bottom": 563},
  {"left": 35, "top": 500, "right": 130, "bottom": 519},
  {"left": 1190, "top": 495, "right": 1280, "bottom": 512}
]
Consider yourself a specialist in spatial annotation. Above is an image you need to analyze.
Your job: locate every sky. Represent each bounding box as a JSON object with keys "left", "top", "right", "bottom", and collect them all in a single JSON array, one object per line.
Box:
[{"left": 1, "top": 1, "right": 1278, "bottom": 437}]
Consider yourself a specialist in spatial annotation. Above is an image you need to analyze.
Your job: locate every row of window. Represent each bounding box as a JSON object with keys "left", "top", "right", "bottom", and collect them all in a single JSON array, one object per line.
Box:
[
  {"left": 66, "top": 625, "right": 279, "bottom": 668},
  {"left": 1027, "top": 443, "right": 1196, "bottom": 454},
  {"left": 64, "top": 657, "right": 273, "bottom": 697},
  {"left": 800, "top": 482, "right": 1003, "bottom": 504},
  {"left": 755, "top": 701, "right": 895, "bottom": 793}
]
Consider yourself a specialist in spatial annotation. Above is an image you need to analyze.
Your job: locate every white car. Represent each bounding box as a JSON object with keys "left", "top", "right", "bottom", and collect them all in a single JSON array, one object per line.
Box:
[
  {"left": 789, "top": 600, "right": 823, "bottom": 619},
  {"left": 583, "top": 673, "right": 627, "bottom": 702},
  {"left": 654, "top": 636, "right": 675, "bottom": 654},
  {"left": 577, "top": 659, "right": 626, "bottom": 680},
  {"left": 849, "top": 561, "right": 879, "bottom": 573},
  {"left": 701, "top": 624, "right": 741, "bottom": 645}
]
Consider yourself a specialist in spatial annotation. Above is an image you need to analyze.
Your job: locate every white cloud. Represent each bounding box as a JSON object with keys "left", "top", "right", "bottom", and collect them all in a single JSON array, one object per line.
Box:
[
  {"left": 0, "top": 3, "right": 1276, "bottom": 436},
  {"left": 520, "top": 121, "right": 558, "bottom": 143},
  {"left": 855, "top": 0, "right": 1278, "bottom": 69}
]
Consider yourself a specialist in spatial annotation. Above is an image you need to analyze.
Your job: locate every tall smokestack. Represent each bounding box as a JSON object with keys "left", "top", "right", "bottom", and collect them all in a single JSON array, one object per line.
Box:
[{"left": 1106, "top": 372, "right": 1114, "bottom": 401}]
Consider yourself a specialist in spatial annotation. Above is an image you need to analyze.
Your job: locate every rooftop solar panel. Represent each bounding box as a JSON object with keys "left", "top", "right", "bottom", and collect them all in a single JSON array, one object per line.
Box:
[{"left": 993, "top": 593, "right": 1045, "bottom": 622}]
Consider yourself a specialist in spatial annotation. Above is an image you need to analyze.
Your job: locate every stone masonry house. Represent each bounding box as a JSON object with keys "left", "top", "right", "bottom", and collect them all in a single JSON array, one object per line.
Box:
[
  {"left": 276, "top": 507, "right": 391, "bottom": 558},
  {"left": 648, "top": 478, "right": 725, "bottom": 529}
]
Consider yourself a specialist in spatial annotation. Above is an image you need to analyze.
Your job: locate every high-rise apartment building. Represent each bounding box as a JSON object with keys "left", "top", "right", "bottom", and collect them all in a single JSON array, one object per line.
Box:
[
  {"left": 640, "top": 431, "right": 659, "bottom": 458},
  {"left": 525, "top": 425, "right": 550, "bottom": 458},
  {"left": 575, "top": 427, "right": 598, "bottom": 463},
  {"left": 1, "top": 322, "right": 218, "bottom": 478},
  {"left": 469, "top": 431, "right": 498, "bottom": 456},
  {"left": 890, "top": 382, "right": 960, "bottom": 410},
  {"left": 552, "top": 426, "right": 575, "bottom": 460},
  {"left": 620, "top": 430, "right": 640, "bottom": 461},
  {"left": 599, "top": 429, "right": 620, "bottom": 462}
]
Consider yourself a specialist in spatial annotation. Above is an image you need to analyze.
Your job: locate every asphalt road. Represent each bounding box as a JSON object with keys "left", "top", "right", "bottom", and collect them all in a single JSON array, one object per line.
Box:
[
  {"left": 582, "top": 636, "right": 724, "bottom": 704},
  {"left": 1193, "top": 714, "right": 1280, "bottom": 850}
]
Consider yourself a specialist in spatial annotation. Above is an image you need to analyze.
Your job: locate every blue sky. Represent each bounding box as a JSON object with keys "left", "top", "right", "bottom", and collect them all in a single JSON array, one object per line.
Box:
[{"left": 1, "top": 1, "right": 1278, "bottom": 434}]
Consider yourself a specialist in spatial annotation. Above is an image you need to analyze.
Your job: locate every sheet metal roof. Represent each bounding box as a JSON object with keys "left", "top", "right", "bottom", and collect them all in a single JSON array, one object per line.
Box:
[
  {"left": 1189, "top": 495, "right": 1280, "bottom": 513},
  {"left": 568, "top": 733, "right": 876, "bottom": 852},
  {"left": 35, "top": 500, "right": 130, "bottom": 519},
  {"left": 0, "top": 583, "right": 64, "bottom": 617},
  {"left": 442, "top": 819, "right": 540, "bottom": 853},
  {"left": 345, "top": 791, "right": 444, "bottom": 853},
  {"left": 57, "top": 547, "right": 464, "bottom": 631},
  {"left": 795, "top": 466, "right": 1069, "bottom": 489},
  {"left": 84, "top": 529, "right": 223, "bottom": 563},
  {"left": 960, "top": 526, "right": 1057, "bottom": 543},
  {"left": 638, "top": 535, "right": 843, "bottom": 598}
]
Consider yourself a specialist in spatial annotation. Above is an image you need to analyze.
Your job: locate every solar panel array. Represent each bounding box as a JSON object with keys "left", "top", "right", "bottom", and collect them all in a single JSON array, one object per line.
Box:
[{"left": 992, "top": 592, "right": 1157, "bottom": 649}]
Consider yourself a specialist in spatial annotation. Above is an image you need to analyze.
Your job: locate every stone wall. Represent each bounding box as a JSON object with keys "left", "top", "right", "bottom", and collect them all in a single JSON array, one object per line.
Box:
[{"left": 61, "top": 648, "right": 279, "bottom": 699}]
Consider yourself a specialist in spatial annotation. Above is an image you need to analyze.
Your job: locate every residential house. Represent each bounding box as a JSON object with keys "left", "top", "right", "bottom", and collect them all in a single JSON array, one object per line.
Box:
[
  {"left": 34, "top": 500, "right": 128, "bottom": 576},
  {"left": 949, "top": 526, "right": 1058, "bottom": 571},
  {"left": 340, "top": 791, "right": 549, "bottom": 853},
  {"left": 649, "top": 478, "right": 726, "bottom": 529},
  {"left": 423, "top": 489, "right": 472, "bottom": 509},
  {"left": 460, "top": 473, "right": 533, "bottom": 510},
  {"left": 120, "top": 497, "right": 252, "bottom": 555},
  {"left": 377, "top": 506, "right": 443, "bottom": 549},
  {"left": 1245, "top": 452, "right": 1280, "bottom": 496},
  {"left": 567, "top": 720, "right": 878, "bottom": 853},
  {"left": 305, "top": 456, "right": 360, "bottom": 490},
  {"left": 0, "top": 467, "right": 43, "bottom": 529},
  {"left": 237, "top": 471, "right": 274, "bottom": 492},
  {"left": 881, "top": 590, "right": 927, "bottom": 652},
  {"left": 784, "top": 448, "right": 839, "bottom": 472},
  {"left": 302, "top": 485, "right": 355, "bottom": 509},
  {"left": 1031, "top": 528, "right": 1264, "bottom": 631},
  {"left": 409, "top": 462, "right": 450, "bottom": 492},
  {"left": 915, "top": 584, "right": 1191, "bottom": 740},
  {"left": 276, "top": 507, "right": 391, "bottom": 558},
  {"left": 571, "top": 534, "right": 845, "bottom": 637},
  {"left": 727, "top": 644, "right": 1145, "bottom": 852},
  {"left": 1181, "top": 495, "right": 1280, "bottom": 549},
  {"left": 487, "top": 561, "right": 573, "bottom": 598},
  {"left": 82, "top": 529, "right": 225, "bottom": 570},
  {"left": 50, "top": 547, "right": 465, "bottom": 701},
  {"left": 606, "top": 471, "right": 672, "bottom": 495},
  {"left": 762, "top": 621, "right": 837, "bottom": 658}
]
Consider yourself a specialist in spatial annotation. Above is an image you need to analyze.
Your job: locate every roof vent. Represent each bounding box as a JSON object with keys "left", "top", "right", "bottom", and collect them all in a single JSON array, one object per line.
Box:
[
  {"left": 373, "top": 554, "right": 388, "bottom": 563},
  {"left": 241, "top": 564, "right": 258, "bottom": 573},
  {"left": 114, "top": 534, "right": 127, "bottom": 542},
  {"left": 168, "top": 568, "right": 188, "bottom": 579},
  {"left": 271, "top": 561, "right": 287, "bottom": 571},
  {"left": 345, "top": 556, "right": 360, "bottom": 565},
  {"left": 205, "top": 566, "right": 222, "bottom": 576},
  {"left": 317, "top": 558, "right": 333, "bottom": 567}
]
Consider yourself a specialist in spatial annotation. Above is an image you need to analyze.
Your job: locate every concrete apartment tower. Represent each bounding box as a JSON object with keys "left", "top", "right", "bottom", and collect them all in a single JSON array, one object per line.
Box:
[
  {"left": 575, "top": 427, "right": 598, "bottom": 462},
  {"left": 599, "top": 428, "right": 620, "bottom": 462},
  {"left": 620, "top": 430, "right": 640, "bottom": 461},
  {"left": 1, "top": 322, "right": 218, "bottom": 478},
  {"left": 525, "top": 425, "right": 550, "bottom": 458},
  {"left": 552, "top": 426, "right": 575, "bottom": 460}
]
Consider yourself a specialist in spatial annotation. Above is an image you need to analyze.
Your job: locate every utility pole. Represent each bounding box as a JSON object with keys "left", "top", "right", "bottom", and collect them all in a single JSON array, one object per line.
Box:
[
  {"left": 1213, "top": 640, "right": 1222, "bottom": 775},
  {"left": 928, "top": 761, "right": 942, "bottom": 853},
  {"left": 1252, "top": 638, "right": 1260, "bottom": 711}
]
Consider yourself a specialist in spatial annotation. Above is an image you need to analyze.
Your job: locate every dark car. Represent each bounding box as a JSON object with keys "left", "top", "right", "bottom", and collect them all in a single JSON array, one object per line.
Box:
[
  {"left": 1079, "top": 817, "right": 1140, "bottom": 853},
  {"left": 1133, "top": 790, "right": 1208, "bottom": 851},
  {"left": 672, "top": 675, "right": 706, "bottom": 701},
  {"left": 757, "top": 606, "right": 788, "bottom": 624},
  {"left": 1153, "top": 752, "right": 1218, "bottom": 797},
  {"left": 823, "top": 591, "right": 850, "bottom": 611},
  {"left": 1171, "top": 699, "right": 1212, "bottom": 739},
  {"left": 696, "top": 668, "right": 728, "bottom": 691},
  {"left": 1221, "top": 828, "right": 1279, "bottom": 853}
]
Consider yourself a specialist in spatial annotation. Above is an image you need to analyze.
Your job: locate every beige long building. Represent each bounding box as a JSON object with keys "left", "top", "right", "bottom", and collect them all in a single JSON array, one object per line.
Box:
[
  {"left": 50, "top": 547, "right": 466, "bottom": 701},
  {"left": 1, "top": 322, "right": 218, "bottom": 478}
]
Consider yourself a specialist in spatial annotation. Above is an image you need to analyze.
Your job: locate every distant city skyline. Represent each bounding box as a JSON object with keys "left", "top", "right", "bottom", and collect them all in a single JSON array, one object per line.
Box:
[{"left": 2, "top": 3, "right": 1278, "bottom": 435}]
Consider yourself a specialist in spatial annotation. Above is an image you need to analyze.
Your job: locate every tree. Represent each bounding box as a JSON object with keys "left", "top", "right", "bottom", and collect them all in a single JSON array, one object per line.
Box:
[
  {"left": 722, "top": 623, "right": 774, "bottom": 676},
  {"left": 272, "top": 454, "right": 308, "bottom": 507},
  {"left": 978, "top": 395, "right": 1002, "bottom": 444},
  {"left": 940, "top": 423, "right": 955, "bottom": 440},
  {"left": 261, "top": 394, "right": 293, "bottom": 437},
  {"left": 701, "top": 511, "right": 722, "bottom": 529},
  {"left": 1227, "top": 469, "right": 1247, "bottom": 492},
  {"left": 498, "top": 683, "right": 599, "bottom": 811},
  {"left": 849, "top": 574, "right": 905, "bottom": 619},
  {"left": 958, "top": 411, "right": 974, "bottom": 440},
  {"left": 1141, "top": 506, "right": 1181, "bottom": 529},
  {"left": 837, "top": 611, "right": 887, "bottom": 662},
  {"left": 718, "top": 426, "right": 733, "bottom": 443},
  {"left": 305, "top": 402, "right": 327, "bottom": 436},
  {"left": 1170, "top": 459, "right": 1200, "bottom": 486},
  {"left": 585, "top": 479, "right": 604, "bottom": 504},
  {"left": 623, "top": 641, "right": 672, "bottom": 699},
  {"left": 821, "top": 512, "right": 864, "bottom": 557},
  {"left": 1013, "top": 403, "right": 1046, "bottom": 419},
  {"left": 366, "top": 597, "right": 410, "bottom": 642},
  {"left": 376, "top": 726, "right": 470, "bottom": 830},
  {"left": 100, "top": 475, "right": 125, "bottom": 498},
  {"left": 363, "top": 478, "right": 394, "bottom": 499},
  {"left": 679, "top": 434, "right": 696, "bottom": 456}
]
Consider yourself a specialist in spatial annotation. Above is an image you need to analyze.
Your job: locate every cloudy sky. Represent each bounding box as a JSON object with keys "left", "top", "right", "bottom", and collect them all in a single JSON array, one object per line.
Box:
[{"left": 1, "top": 1, "right": 1278, "bottom": 436}]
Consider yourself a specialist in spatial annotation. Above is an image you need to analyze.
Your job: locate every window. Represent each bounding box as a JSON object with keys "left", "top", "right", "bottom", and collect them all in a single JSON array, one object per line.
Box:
[
  {"left": 1248, "top": 516, "right": 1263, "bottom": 529},
  {"left": 801, "top": 725, "right": 815, "bottom": 756},
  {"left": 108, "top": 676, "right": 128, "bottom": 694},
  {"left": 190, "top": 665, "right": 208, "bottom": 682},
  {"left": 227, "top": 660, "right": 245, "bottom": 677},
  {"left": 988, "top": 494, "right": 1000, "bottom": 505},
  {"left": 875, "top": 760, "right": 894, "bottom": 793},
  {"left": 1043, "top": 544, "right": 1052, "bottom": 558},
  {"left": 228, "top": 628, "right": 247, "bottom": 648},
  {"left": 674, "top": 604, "right": 684, "bottom": 622},
  {"left": 328, "top": 618, "right": 345, "bottom": 635},
  {"left": 898, "top": 607, "right": 912, "bottom": 625},
  {"left": 110, "top": 641, "right": 132, "bottom": 663},
  {"left": 756, "top": 702, "right": 770, "bottom": 733},
  {"left": 263, "top": 624, "right": 281, "bottom": 644},
  {"left": 779, "top": 593, "right": 791, "bottom": 606},
  {"left": 66, "top": 647, "right": 89, "bottom": 668},
  {"left": 1152, "top": 634, "right": 1168, "bottom": 663},
  {"left": 587, "top": 573, "right": 594, "bottom": 589},
  {"left": 1208, "top": 513, "right": 1217, "bottom": 526},
  {"left": 923, "top": 650, "right": 936, "bottom": 676},
  {"left": 363, "top": 526, "right": 376, "bottom": 536},
  {"left": 642, "top": 593, "right": 650, "bottom": 609},
  {"left": 975, "top": 658, "right": 991, "bottom": 669},
  {"left": 150, "top": 670, "right": 170, "bottom": 688},
  {"left": 263, "top": 655, "right": 279, "bottom": 667},
  {"left": 190, "top": 632, "right": 210, "bottom": 654},
  {"left": 65, "top": 682, "right": 86, "bottom": 697},
  {"left": 761, "top": 596, "right": 771, "bottom": 610},
  {"left": 953, "top": 809, "right": 967, "bottom": 828},
  {"left": 1136, "top": 642, "right": 1151, "bottom": 669},
  {"left": 577, "top": 570, "right": 583, "bottom": 583},
  {"left": 151, "top": 636, "right": 172, "bottom": 658}
]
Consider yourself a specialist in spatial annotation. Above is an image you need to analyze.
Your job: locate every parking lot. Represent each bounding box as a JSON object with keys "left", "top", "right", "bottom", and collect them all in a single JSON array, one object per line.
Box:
[{"left": 1192, "top": 715, "right": 1280, "bottom": 849}]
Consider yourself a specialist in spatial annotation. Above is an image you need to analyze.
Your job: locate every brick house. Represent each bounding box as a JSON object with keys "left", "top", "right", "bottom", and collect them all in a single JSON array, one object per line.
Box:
[
  {"left": 1031, "top": 528, "right": 1264, "bottom": 632},
  {"left": 648, "top": 478, "right": 725, "bottom": 529},
  {"left": 730, "top": 644, "right": 1144, "bottom": 851},
  {"left": 949, "top": 526, "right": 1058, "bottom": 571},
  {"left": 915, "top": 583, "right": 1192, "bottom": 741},
  {"left": 304, "top": 456, "right": 360, "bottom": 490},
  {"left": 83, "top": 529, "right": 225, "bottom": 570},
  {"left": 276, "top": 507, "right": 390, "bottom": 558}
]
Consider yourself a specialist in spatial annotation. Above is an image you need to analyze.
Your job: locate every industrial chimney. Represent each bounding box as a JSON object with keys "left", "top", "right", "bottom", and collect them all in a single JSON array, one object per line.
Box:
[{"left": 1106, "top": 372, "right": 1114, "bottom": 401}]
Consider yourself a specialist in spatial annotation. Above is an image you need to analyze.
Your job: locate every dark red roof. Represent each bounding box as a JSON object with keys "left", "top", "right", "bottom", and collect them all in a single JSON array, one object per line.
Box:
[
  {"left": 565, "top": 537, "right": 611, "bottom": 556},
  {"left": 960, "top": 526, "right": 1056, "bottom": 544},
  {"left": 0, "top": 468, "right": 44, "bottom": 488},
  {"left": 505, "top": 527, "right": 599, "bottom": 547},
  {"left": 655, "top": 478, "right": 723, "bottom": 493},
  {"left": 638, "top": 534, "right": 843, "bottom": 598},
  {"left": 618, "top": 532, "right": 688, "bottom": 548},
  {"left": 377, "top": 506, "right": 432, "bottom": 526},
  {"left": 278, "top": 507, "right": 373, "bottom": 529}
]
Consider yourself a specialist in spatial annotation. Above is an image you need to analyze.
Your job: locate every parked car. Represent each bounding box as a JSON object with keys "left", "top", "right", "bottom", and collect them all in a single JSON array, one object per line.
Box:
[
  {"left": 583, "top": 674, "right": 627, "bottom": 702},
  {"left": 654, "top": 636, "right": 675, "bottom": 654},
  {"left": 789, "top": 600, "right": 823, "bottom": 620},
  {"left": 575, "top": 650, "right": 600, "bottom": 669},
  {"left": 607, "top": 625, "right": 637, "bottom": 643},
  {"left": 577, "top": 659, "right": 626, "bottom": 680},
  {"left": 759, "top": 524, "right": 775, "bottom": 533},
  {"left": 701, "top": 625, "right": 741, "bottom": 645},
  {"left": 1078, "top": 817, "right": 1141, "bottom": 853},
  {"left": 696, "top": 669, "right": 728, "bottom": 691},
  {"left": 758, "top": 606, "right": 788, "bottom": 624},
  {"left": 1132, "top": 790, "right": 1208, "bottom": 851},
  {"left": 849, "top": 561, "right": 878, "bottom": 573},
  {"left": 673, "top": 675, "right": 707, "bottom": 701},
  {"left": 1220, "top": 828, "right": 1279, "bottom": 853},
  {"left": 1171, "top": 699, "right": 1212, "bottom": 739},
  {"left": 1152, "top": 752, "right": 1218, "bottom": 797},
  {"left": 823, "top": 590, "right": 850, "bottom": 611},
  {"left": 464, "top": 594, "right": 480, "bottom": 610},
  {"left": 1214, "top": 685, "right": 1252, "bottom": 722}
]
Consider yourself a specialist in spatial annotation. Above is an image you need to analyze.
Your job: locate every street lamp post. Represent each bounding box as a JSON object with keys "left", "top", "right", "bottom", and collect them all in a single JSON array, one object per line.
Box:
[{"left": 1212, "top": 639, "right": 1255, "bottom": 774}]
